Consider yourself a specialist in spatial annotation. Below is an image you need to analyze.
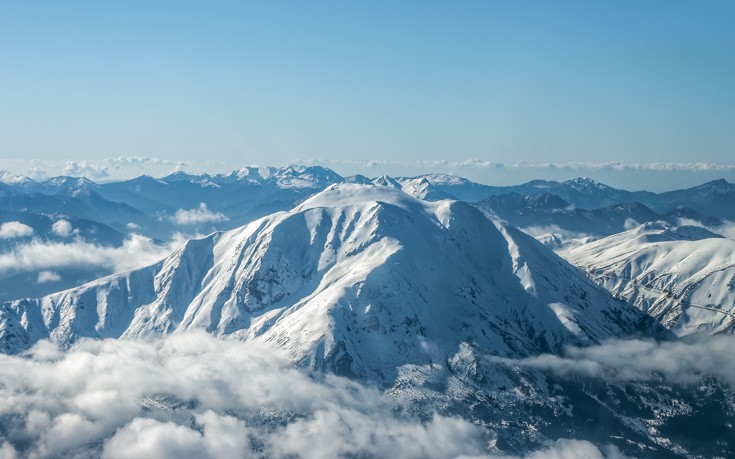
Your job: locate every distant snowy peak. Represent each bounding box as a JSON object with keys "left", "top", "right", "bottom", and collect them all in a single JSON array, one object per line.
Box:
[
  {"left": 412, "top": 174, "right": 473, "bottom": 186},
  {"left": 366, "top": 174, "right": 464, "bottom": 201},
  {"left": 272, "top": 164, "right": 344, "bottom": 188},
  {"left": 0, "top": 184, "right": 649, "bottom": 383},
  {"left": 562, "top": 177, "right": 612, "bottom": 192},
  {"left": 616, "top": 221, "right": 722, "bottom": 242},
  {"left": 160, "top": 171, "right": 221, "bottom": 188},
  {"left": 560, "top": 222, "right": 735, "bottom": 336},
  {"left": 371, "top": 174, "right": 402, "bottom": 188},
  {"left": 219, "top": 164, "right": 344, "bottom": 189},
  {"left": 36, "top": 176, "right": 99, "bottom": 195},
  {"left": 0, "top": 170, "right": 33, "bottom": 185},
  {"left": 343, "top": 174, "right": 372, "bottom": 184}
]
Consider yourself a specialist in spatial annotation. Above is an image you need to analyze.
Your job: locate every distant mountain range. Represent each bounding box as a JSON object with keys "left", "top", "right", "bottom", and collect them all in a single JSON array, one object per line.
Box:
[
  {"left": 1, "top": 165, "right": 733, "bottom": 303},
  {"left": 4, "top": 167, "right": 734, "bottom": 233}
]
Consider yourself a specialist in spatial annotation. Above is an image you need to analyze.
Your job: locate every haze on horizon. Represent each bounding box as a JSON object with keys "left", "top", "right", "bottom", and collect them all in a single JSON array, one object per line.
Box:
[{"left": 1, "top": 1, "right": 734, "bottom": 190}]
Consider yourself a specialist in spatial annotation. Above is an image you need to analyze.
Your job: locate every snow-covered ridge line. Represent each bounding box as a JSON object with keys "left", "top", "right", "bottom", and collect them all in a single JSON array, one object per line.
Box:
[{"left": 559, "top": 222, "right": 735, "bottom": 335}]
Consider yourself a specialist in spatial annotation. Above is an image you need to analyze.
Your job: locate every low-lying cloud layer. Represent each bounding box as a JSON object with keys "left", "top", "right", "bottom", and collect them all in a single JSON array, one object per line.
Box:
[
  {"left": 489, "top": 335, "right": 735, "bottom": 387},
  {"left": 0, "top": 333, "right": 626, "bottom": 459}
]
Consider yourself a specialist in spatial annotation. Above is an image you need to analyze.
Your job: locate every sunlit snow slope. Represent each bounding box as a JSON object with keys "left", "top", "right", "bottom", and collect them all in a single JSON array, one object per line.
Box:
[
  {"left": 560, "top": 222, "right": 735, "bottom": 336},
  {"left": 0, "top": 185, "right": 650, "bottom": 381}
]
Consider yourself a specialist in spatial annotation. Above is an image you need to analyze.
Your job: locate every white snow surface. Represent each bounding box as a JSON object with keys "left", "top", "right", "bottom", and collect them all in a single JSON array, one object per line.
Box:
[
  {"left": 0, "top": 184, "right": 646, "bottom": 382},
  {"left": 560, "top": 222, "right": 735, "bottom": 336}
]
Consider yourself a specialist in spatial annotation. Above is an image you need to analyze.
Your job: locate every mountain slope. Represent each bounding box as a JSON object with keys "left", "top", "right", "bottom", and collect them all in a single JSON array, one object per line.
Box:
[
  {"left": 559, "top": 222, "right": 735, "bottom": 336},
  {"left": 650, "top": 179, "right": 735, "bottom": 218},
  {"left": 0, "top": 185, "right": 651, "bottom": 381}
]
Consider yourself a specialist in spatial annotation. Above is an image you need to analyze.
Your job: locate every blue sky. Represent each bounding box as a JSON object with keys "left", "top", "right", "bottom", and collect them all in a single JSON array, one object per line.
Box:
[{"left": 1, "top": 1, "right": 733, "bottom": 189}]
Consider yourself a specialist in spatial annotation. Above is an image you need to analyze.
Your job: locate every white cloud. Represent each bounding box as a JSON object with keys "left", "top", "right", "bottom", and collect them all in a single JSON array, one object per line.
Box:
[
  {"left": 0, "top": 221, "right": 34, "bottom": 239},
  {"left": 0, "top": 334, "right": 485, "bottom": 458},
  {"left": 715, "top": 221, "right": 735, "bottom": 240},
  {"left": 0, "top": 233, "right": 183, "bottom": 275},
  {"left": 51, "top": 219, "right": 74, "bottom": 237},
  {"left": 0, "top": 170, "right": 30, "bottom": 185},
  {"left": 171, "top": 203, "right": 228, "bottom": 226},
  {"left": 293, "top": 158, "right": 735, "bottom": 174},
  {"left": 670, "top": 217, "right": 735, "bottom": 241},
  {"left": 37, "top": 271, "right": 61, "bottom": 283},
  {"left": 63, "top": 160, "right": 110, "bottom": 180},
  {"left": 0, "top": 157, "right": 208, "bottom": 183},
  {"left": 0, "top": 333, "right": 625, "bottom": 459},
  {"left": 488, "top": 335, "right": 735, "bottom": 387},
  {"left": 7, "top": 156, "right": 735, "bottom": 181},
  {"left": 101, "top": 416, "right": 247, "bottom": 459},
  {"left": 0, "top": 443, "right": 17, "bottom": 459},
  {"left": 623, "top": 218, "right": 639, "bottom": 230}
]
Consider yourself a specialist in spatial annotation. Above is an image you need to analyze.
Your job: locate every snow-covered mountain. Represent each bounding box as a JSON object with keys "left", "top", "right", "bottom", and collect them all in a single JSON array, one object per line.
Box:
[
  {"left": 559, "top": 222, "right": 735, "bottom": 336},
  {"left": 0, "top": 185, "right": 651, "bottom": 378},
  {"left": 3, "top": 183, "right": 734, "bottom": 457}
]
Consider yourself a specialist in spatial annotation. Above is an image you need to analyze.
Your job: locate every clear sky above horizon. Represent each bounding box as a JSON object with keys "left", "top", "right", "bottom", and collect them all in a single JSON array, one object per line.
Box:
[{"left": 1, "top": 1, "right": 734, "bottom": 189}]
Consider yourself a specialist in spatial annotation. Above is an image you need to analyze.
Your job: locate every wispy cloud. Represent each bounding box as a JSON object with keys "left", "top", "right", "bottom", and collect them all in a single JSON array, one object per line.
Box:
[
  {"left": 37, "top": 270, "right": 62, "bottom": 283},
  {"left": 295, "top": 158, "right": 735, "bottom": 174},
  {"left": 0, "top": 157, "right": 210, "bottom": 182},
  {"left": 670, "top": 217, "right": 735, "bottom": 241},
  {"left": 488, "top": 336, "right": 735, "bottom": 387}
]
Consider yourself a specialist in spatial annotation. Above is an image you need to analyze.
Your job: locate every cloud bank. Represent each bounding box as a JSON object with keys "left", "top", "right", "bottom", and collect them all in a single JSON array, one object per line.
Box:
[
  {"left": 0, "top": 234, "right": 182, "bottom": 276},
  {"left": 0, "top": 333, "right": 624, "bottom": 458},
  {"left": 489, "top": 335, "right": 735, "bottom": 387},
  {"left": 297, "top": 157, "right": 735, "bottom": 174}
]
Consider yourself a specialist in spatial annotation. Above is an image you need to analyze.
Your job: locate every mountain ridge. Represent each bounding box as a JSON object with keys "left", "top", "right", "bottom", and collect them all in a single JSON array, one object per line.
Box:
[{"left": 0, "top": 184, "right": 654, "bottom": 383}]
